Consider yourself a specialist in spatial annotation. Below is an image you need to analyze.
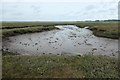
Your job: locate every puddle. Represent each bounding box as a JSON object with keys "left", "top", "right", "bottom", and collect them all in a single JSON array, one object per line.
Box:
[{"left": 2, "top": 25, "right": 118, "bottom": 57}]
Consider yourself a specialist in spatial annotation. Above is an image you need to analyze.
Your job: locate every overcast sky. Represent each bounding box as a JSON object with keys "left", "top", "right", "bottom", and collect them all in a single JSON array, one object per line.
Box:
[{"left": 1, "top": 0, "right": 119, "bottom": 21}]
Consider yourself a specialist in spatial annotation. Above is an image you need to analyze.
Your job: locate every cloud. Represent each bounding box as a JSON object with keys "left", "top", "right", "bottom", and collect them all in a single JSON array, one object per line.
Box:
[
  {"left": 2, "top": 0, "right": 119, "bottom": 3},
  {"left": 1, "top": 2, "right": 118, "bottom": 21},
  {"left": 85, "top": 5, "right": 96, "bottom": 10}
]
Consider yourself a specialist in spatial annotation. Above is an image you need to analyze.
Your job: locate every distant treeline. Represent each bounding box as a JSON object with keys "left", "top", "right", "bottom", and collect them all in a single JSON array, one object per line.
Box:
[{"left": 85, "top": 19, "right": 120, "bottom": 22}]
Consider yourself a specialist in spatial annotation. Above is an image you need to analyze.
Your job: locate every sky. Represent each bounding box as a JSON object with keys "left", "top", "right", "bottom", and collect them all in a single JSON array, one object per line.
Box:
[{"left": 0, "top": 0, "right": 119, "bottom": 21}]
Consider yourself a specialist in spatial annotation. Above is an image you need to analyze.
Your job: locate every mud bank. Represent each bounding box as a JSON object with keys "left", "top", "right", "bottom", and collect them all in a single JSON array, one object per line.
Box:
[{"left": 2, "top": 25, "right": 118, "bottom": 57}]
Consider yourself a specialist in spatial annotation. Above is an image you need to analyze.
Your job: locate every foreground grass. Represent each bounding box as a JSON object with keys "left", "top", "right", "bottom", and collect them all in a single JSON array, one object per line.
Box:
[
  {"left": 1, "top": 21, "right": 119, "bottom": 39},
  {"left": 2, "top": 54, "right": 119, "bottom": 78}
]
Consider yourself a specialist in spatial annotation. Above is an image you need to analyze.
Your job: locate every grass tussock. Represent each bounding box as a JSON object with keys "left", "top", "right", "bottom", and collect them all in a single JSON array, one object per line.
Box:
[{"left": 2, "top": 54, "right": 119, "bottom": 78}]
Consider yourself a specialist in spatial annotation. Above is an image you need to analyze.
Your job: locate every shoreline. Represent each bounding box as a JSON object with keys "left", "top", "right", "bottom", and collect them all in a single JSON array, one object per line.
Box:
[{"left": 1, "top": 22, "right": 119, "bottom": 39}]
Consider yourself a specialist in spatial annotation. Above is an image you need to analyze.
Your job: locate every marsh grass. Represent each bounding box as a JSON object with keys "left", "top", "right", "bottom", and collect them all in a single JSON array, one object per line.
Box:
[
  {"left": 2, "top": 54, "right": 119, "bottom": 78},
  {"left": 2, "top": 26, "right": 58, "bottom": 38},
  {"left": 1, "top": 21, "right": 119, "bottom": 78},
  {"left": 1, "top": 21, "right": 119, "bottom": 39}
]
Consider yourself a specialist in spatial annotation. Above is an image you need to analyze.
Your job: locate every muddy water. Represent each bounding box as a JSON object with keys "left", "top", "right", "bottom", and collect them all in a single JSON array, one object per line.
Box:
[{"left": 2, "top": 25, "right": 118, "bottom": 57}]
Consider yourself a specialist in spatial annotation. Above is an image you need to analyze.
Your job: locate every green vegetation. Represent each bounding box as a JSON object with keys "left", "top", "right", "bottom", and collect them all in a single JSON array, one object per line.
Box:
[
  {"left": 1, "top": 21, "right": 119, "bottom": 39},
  {"left": 1, "top": 21, "right": 119, "bottom": 78},
  {"left": 2, "top": 26, "right": 58, "bottom": 38},
  {"left": 2, "top": 54, "right": 119, "bottom": 78},
  {"left": 84, "top": 22, "right": 119, "bottom": 39}
]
